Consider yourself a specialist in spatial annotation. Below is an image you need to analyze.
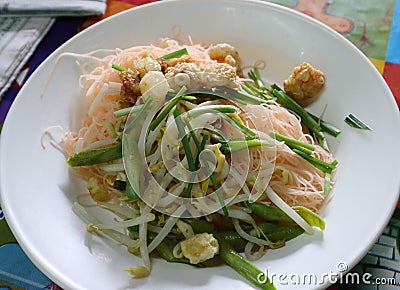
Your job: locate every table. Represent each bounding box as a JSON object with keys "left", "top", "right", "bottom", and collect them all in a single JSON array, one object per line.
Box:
[{"left": 0, "top": 0, "right": 399, "bottom": 289}]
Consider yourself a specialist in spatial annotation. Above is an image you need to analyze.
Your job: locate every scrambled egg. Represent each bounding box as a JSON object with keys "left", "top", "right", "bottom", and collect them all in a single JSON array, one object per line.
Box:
[
  {"left": 180, "top": 233, "right": 219, "bottom": 264},
  {"left": 87, "top": 177, "right": 109, "bottom": 202}
]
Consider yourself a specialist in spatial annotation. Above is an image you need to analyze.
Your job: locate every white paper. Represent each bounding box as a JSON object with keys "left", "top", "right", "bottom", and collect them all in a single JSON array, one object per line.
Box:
[
  {"left": 0, "top": 17, "right": 54, "bottom": 97},
  {"left": 0, "top": 0, "right": 107, "bottom": 17}
]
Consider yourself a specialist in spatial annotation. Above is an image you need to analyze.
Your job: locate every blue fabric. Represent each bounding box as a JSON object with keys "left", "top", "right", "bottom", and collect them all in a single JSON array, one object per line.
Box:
[{"left": 0, "top": 244, "right": 51, "bottom": 289}]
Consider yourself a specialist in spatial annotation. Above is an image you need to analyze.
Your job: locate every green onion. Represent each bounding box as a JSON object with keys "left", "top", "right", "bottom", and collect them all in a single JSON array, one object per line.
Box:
[
  {"left": 324, "top": 172, "right": 331, "bottom": 195},
  {"left": 67, "top": 143, "right": 122, "bottom": 167},
  {"left": 182, "top": 118, "right": 203, "bottom": 199},
  {"left": 213, "top": 232, "right": 276, "bottom": 290},
  {"left": 247, "top": 203, "right": 293, "bottom": 223},
  {"left": 184, "top": 118, "right": 201, "bottom": 149},
  {"left": 105, "top": 122, "right": 117, "bottom": 138},
  {"left": 123, "top": 137, "right": 141, "bottom": 194},
  {"left": 220, "top": 138, "right": 274, "bottom": 154},
  {"left": 129, "top": 229, "right": 195, "bottom": 266},
  {"left": 208, "top": 130, "right": 227, "bottom": 144},
  {"left": 191, "top": 87, "right": 266, "bottom": 105},
  {"left": 242, "top": 82, "right": 273, "bottom": 101},
  {"left": 308, "top": 112, "right": 341, "bottom": 137},
  {"left": 271, "top": 86, "right": 322, "bottom": 132},
  {"left": 157, "top": 48, "right": 188, "bottom": 61},
  {"left": 124, "top": 97, "right": 152, "bottom": 133},
  {"left": 315, "top": 131, "right": 329, "bottom": 152},
  {"left": 184, "top": 121, "right": 228, "bottom": 216},
  {"left": 113, "top": 104, "right": 144, "bottom": 118},
  {"left": 195, "top": 134, "right": 209, "bottom": 168},
  {"left": 125, "top": 178, "right": 139, "bottom": 201},
  {"left": 270, "top": 85, "right": 329, "bottom": 151},
  {"left": 248, "top": 68, "right": 340, "bottom": 146},
  {"left": 241, "top": 83, "right": 258, "bottom": 96},
  {"left": 185, "top": 105, "right": 256, "bottom": 138},
  {"left": 215, "top": 86, "right": 267, "bottom": 105},
  {"left": 219, "top": 113, "right": 256, "bottom": 139},
  {"left": 207, "top": 166, "right": 228, "bottom": 216},
  {"left": 112, "top": 64, "right": 127, "bottom": 72},
  {"left": 291, "top": 206, "right": 326, "bottom": 230},
  {"left": 149, "top": 86, "right": 187, "bottom": 131},
  {"left": 344, "top": 113, "right": 372, "bottom": 130},
  {"left": 248, "top": 67, "right": 269, "bottom": 91},
  {"left": 248, "top": 69, "right": 340, "bottom": 137},
  {"left": 182, "top": 95, "right": 197, "bottom": 101},
  {"left": 269, "top": 131, "right": 315, "bottom": 152},
  {"left": 292, "top": 148, "right": 337, "bottom": 173},
  {"left": 173, "top": 106, "right": 196, "bottom": 177},
  {"left": 188, "top": 104, "right": 237, "bottom": 115}
]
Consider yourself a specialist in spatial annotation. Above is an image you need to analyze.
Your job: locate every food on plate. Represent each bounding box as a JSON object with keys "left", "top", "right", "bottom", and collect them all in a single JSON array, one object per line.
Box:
[
  {"left": 283, "top": 62, "right": 325, "bottom": 107},
  {"left": 48, "top": 38, "right": 340, "bottom": 289}
]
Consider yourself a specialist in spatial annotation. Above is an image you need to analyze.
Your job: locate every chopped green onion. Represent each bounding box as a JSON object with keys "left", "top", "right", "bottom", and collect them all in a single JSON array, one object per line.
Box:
[
  {"left": 292, "top": 148, "right": 337, "bottom": 173},
  {"left": 324, "top": 172, "right": 331, "bottom": 195},
  {"left": 269, "top": 131, "right": 315, "bottom": 151},
  {"left": 308, "top": 112, "right": 341, "bottom": 137},
  {"left": 248, "top": 67, "right": 269, "bottom": 91},
  {"left": 213, "top": 231, "right": 275, "bottom": 290},
  {"left": 124, "top": 97, "right": 152, "bottom": 133},
  {"left": 105, "top": 122, "right": 117, "bottom": 138},
  {"left": 191, "top": 87, "right": 266, "bottom": 105},
  {"left": 67, "top": 143, "right": 122, "bottom": 167},
  {"left": 184, "top": 118, "right": 201, "bottom": 149},
  {"left": 123, "top": 137, "right": 141, "bottom": 194},
  {"left": 215, "top": 86, "right": 267, "bottom": 105},
  {"left": 248, "top": 69, "right": 340, "bottom": 138},
  {"left": 157, "top": 48, "right": 188, "bottom": 61},
  {"left": 344, "top": 113, "right": 372, "bottom": 130},
  {"left": 271, "top": 85, "right": 329, "bottom": 151},
  {"left": 205, "top": 163, "right": 228, "bottom": 216},
  {"left": 182, "top": 95, "right": 197, "bottom": 101},
  {"left": 219, "top": 113, "right": 256, "bottom": 139},
  {"left": 113, "top": 104, "right": 144, "bottom": 118},
  {"left": 125, "top": 178, "right": 139, "bottom": 201},
  {"left": 184, "top": 122, "right": 228, "bottom": 216},
  {"left": 149, "top": 86, "right": 187, "bottom": 131},
  {"left": 271, "top": 86, "right": 322, "bottom": 132},
  {"left": 208, "top": 131, "right": 227, "bottom": 144},
  {"left": 220, "top": 138, "right": 274, "bottom": 154},
  {"left": 188, "top": 104, "right": 237, "bottom": 115},
  {"left": 292, "top": 206, "right": 326, "bottom": 230},
  {"left": 241, "top": 83, "right": 258, "bottom": 96},
  {"left": 112, "top": 64, "right": 127, "bottom": 72},
  {"left": 185, "top": 105, "right": 255, "bottom": 138},
  {"left": 173, "top": 106, "right": 196, "bottom": 174},
  {"left": 195, "top": 134, "right": 209, "bottom": 168},
  {"left": 242, "top": 82, "right": 273, "bottom": 101}
]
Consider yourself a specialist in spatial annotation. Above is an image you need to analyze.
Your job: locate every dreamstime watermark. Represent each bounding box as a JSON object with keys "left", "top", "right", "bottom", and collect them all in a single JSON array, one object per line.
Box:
[{"left": 257, "top": 262, "right": 398, "bottom": 286}]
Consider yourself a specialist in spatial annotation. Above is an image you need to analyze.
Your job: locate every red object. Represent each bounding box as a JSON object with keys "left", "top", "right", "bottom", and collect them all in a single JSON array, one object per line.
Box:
[
  {"left": 383, "top": 62, "right": 400, "bottom": 107},
  {"left": 117, "top": 0, "right": 158, "bottom": 5}
]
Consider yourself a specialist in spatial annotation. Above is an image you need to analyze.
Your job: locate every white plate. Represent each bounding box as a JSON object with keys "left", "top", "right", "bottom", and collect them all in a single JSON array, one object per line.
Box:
[{"left": 1, "top": 0, "right": 400, "bottom": 289}]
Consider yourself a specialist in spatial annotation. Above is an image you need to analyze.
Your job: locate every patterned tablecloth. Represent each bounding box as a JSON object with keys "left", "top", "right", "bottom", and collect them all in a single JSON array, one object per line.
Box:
[{"left": 0, "top": 0, "right": 399, "bottom": 289}]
